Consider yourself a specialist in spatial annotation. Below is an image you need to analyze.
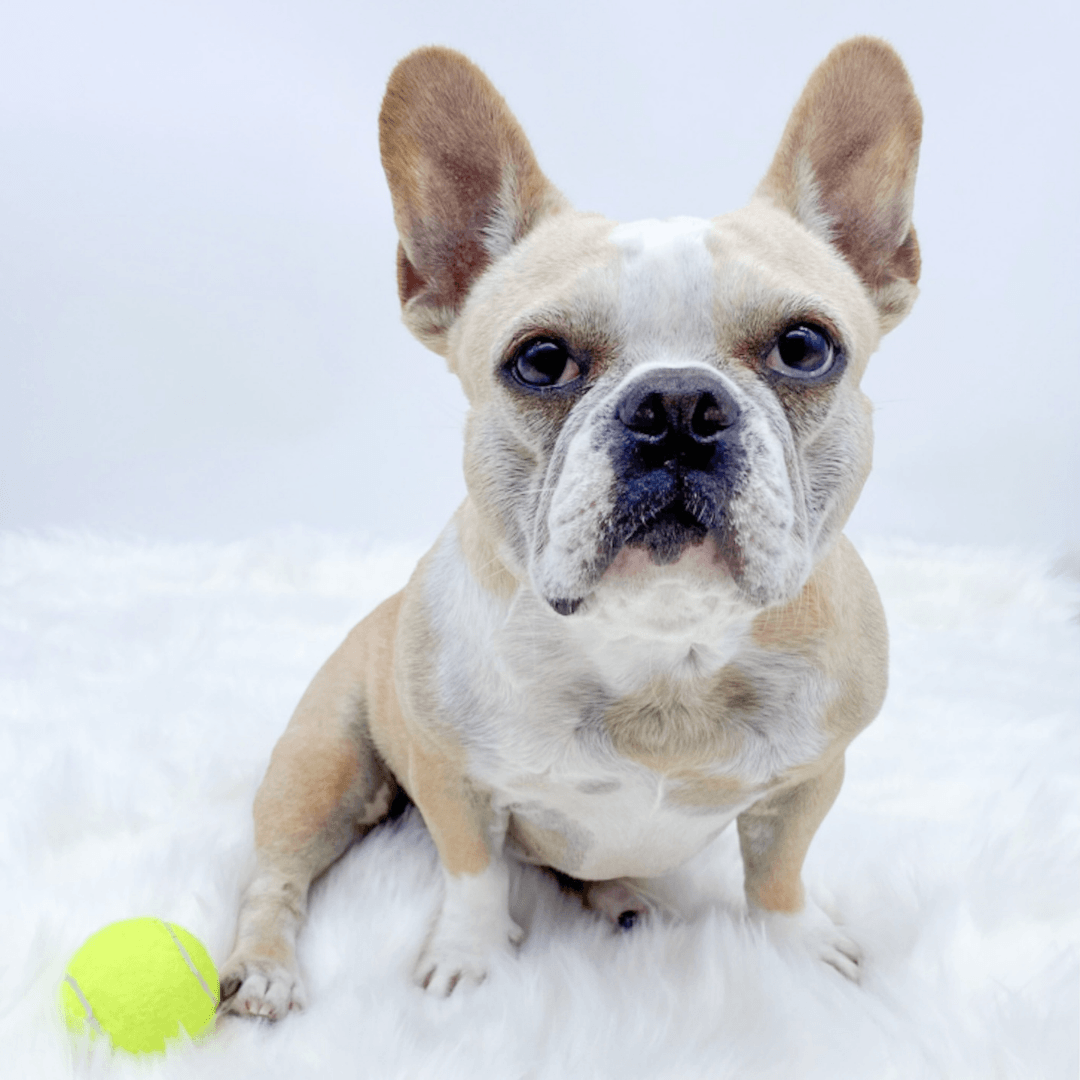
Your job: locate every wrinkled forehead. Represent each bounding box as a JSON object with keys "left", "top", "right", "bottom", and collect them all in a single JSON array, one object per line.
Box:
[{"left": 451, "top": 205, "right": 878, "bottom": 390}]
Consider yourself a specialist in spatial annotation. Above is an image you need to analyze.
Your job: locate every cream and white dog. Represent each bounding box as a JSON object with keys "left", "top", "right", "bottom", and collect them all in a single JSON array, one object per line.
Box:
[{"left": 220, "top": 37, "right": 921, "bottom": 1016}]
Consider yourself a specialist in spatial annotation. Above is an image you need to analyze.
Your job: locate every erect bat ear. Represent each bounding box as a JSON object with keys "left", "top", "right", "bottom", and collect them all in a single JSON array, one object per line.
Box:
[
  {"left": 379, "top": 47, "right": 567, "bottom": 356},
  {"left": 757, "top": 37, "right": 923, "bottom": 333}
]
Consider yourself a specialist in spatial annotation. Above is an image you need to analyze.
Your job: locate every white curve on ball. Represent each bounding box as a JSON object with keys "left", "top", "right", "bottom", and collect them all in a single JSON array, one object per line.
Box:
[
  {"left": 162, "top": 922, "right": 217, "bottom": 1006},
  {"left": 63, "top": 974, "right": 105, "bottom": 1036}
]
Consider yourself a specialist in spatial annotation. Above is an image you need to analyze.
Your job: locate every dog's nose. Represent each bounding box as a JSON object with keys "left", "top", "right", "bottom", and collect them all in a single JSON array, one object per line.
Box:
[{"left": 615, "top": 368, "right": 740, "bottom": 469}]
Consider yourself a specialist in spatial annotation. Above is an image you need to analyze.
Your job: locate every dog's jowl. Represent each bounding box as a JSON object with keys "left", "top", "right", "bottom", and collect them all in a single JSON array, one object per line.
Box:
[{"left": 220, "top": 36, "right": 920, "bottom": 1016}]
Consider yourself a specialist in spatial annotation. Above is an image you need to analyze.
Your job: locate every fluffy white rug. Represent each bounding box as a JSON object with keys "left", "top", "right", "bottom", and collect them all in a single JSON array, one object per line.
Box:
[{"left": 1, "top": 531, "right": 1077, "bottom": 1079}]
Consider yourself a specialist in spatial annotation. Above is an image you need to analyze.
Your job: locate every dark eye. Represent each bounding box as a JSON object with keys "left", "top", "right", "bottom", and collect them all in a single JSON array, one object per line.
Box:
[
  {"left": 766, "top": 324, "right": 836, "bottom": 378},
  {"left": 511, "top": 338, "right": 581, "bottom": 388}
]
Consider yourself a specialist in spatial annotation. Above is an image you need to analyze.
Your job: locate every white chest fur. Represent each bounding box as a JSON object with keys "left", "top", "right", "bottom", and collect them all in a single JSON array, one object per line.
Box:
[
  {"left": 502, "top": 760, "right": 753, "bottom": 880},
  {"left": 426, "top": 524, "right": 829, "bottom": 881}
]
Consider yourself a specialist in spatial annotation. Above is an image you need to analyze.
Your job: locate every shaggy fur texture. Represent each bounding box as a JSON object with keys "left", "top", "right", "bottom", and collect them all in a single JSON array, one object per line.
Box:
[{"left": 1, "top": 530, "right": 1076, "bottom": 1078}]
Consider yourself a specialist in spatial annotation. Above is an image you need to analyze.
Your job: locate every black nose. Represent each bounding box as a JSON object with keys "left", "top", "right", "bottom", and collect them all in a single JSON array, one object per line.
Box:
[{"left": 615, "top": 368, "right": 740, "bottom": 470}]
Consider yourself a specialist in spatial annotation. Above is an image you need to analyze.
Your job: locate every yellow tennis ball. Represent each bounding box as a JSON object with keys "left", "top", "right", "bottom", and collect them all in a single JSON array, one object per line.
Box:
[{"left": 59, "top": 918, "right": 219, "bottom": 1055}]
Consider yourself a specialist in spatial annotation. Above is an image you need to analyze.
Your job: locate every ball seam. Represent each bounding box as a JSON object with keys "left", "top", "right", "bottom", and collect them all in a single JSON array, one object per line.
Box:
[
  {"left": 161, "top": 922, "right": 217, "bottom": 1008},
  {"left": 63, "top": 974, "right": 105, "bottom": 1037}
]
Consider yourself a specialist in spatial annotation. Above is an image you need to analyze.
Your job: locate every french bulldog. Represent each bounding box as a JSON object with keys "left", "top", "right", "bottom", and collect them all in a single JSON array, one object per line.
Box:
[{"left": 220, "top": 35, "right": 920, "bottom": 1015}]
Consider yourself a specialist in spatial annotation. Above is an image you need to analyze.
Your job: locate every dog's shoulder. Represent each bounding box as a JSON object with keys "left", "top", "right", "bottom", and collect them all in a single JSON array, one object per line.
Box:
[{"left": 751, "top": 534, "right": 887, "bottom": 742}]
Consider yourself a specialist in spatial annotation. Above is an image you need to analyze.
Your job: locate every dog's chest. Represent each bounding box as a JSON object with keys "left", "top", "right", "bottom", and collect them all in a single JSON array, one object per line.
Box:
[
  {"left": 445, "top": 629, "right": 828, "bottom": 880},
  {"left": 427, "top": 529, "right": 831, "bottom": 879}
]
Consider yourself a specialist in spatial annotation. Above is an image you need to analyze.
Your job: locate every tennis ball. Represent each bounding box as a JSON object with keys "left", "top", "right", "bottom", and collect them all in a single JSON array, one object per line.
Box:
[{"left": 59, "top": 918, "right": 219, "bottom": 1055}]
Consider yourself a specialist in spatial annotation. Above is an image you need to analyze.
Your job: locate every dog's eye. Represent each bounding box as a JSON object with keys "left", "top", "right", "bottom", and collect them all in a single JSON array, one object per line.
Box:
[
  {"left": 511, "top": 338, "right": 580, "bottom": 388},
  {"left": 767, "top": 325, "right": 836, "bottom": 378}
]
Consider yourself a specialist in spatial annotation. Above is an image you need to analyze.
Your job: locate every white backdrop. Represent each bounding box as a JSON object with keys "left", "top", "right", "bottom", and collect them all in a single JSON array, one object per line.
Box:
[{"left": 2, "top": 0, "right": 1078, "bottom": 552}]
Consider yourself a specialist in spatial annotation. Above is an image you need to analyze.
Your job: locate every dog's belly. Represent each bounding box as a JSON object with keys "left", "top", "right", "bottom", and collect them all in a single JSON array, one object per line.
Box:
[{"left": 503, "top": 770, "right": 752, "bottom": 880}]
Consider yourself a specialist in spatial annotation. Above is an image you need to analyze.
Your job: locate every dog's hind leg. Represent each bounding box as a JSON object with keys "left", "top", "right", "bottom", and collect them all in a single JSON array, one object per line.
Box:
[
  {"left": 583, "top": 879, "right": 653, "bottom": 930},
  {"left": 549, "top": 871, "right": 653, "bottom": 931},
  {"left": 219, "top": 602, "right": 402, "bottom": 1020}
]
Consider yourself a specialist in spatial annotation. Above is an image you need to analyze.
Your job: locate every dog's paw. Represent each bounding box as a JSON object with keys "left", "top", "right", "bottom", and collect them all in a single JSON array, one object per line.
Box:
[
  {"left": 218, "top": 952, "right": 308, "bottom": 1020},
  {"left": 414, "top": 917, "right": 523, "bottom": 996},
  {"left": 750, "top": 897, "right": 862, "bottom": 982},
  {"left": 583, "top": 879, "right": 653, "bottom": 931}
]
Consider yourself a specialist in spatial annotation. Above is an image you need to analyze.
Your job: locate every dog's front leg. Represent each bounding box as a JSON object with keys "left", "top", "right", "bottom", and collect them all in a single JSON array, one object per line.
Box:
[
  {"left": 219, "top": 610, "right": 400, "bottom": 1019},
  {"left": 737, "top": 755, "right": 861, "bottom": 981},
  {"left": 406, "top": 739, "right": 522, "bottom": 995}
]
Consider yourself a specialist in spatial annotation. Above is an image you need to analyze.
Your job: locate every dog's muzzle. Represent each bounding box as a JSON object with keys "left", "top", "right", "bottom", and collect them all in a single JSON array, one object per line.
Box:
[{"left": 546, "top": 368, "right": 747, "bottom": 617}]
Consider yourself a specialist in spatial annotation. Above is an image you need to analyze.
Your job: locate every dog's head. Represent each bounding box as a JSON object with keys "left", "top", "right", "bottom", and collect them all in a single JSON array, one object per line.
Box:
[{"left": 379, "top": 39, "right": 920, "bottom": 621}]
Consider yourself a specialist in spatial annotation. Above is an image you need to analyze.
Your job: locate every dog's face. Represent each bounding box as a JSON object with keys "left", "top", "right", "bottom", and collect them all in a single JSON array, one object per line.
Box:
[
  {"left": 380, "top": 41, "right": 920, "bottom": 624},
  {"left": 454, "top": 204, "right": 882, "bottom": 621}
]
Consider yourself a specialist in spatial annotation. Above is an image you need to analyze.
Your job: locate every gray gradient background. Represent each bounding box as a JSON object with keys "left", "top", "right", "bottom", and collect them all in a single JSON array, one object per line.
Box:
[{"left": 3, "top": 0, "right": 1077, "bottom": 552}]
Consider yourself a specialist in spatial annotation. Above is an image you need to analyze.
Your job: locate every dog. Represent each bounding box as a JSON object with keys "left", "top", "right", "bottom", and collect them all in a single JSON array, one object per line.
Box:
[{"left": 219, "top": 36, "right": 921, "bottom": 1016}]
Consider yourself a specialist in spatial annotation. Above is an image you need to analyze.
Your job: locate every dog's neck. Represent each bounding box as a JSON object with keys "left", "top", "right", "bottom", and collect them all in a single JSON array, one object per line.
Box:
[{"left": 448, "top": 506, "right": 756, "bottom": 695}]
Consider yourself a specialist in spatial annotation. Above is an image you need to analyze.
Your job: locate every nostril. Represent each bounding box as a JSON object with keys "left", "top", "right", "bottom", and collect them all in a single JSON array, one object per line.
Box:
[
  {"left": 619, "top": 391, "right": 668, "bottom": 438},
  {"left": 691, "top": 393, "right": 738, "bottom": 441}
]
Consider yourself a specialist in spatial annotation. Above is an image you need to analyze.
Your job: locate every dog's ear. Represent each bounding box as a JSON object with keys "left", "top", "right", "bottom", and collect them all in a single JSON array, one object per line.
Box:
[
  {"left": 757, "top": 37, "right": 922, "bottom": 333},
  {"left": 379, "top": 48, "right": 567, "bottom": 355}
]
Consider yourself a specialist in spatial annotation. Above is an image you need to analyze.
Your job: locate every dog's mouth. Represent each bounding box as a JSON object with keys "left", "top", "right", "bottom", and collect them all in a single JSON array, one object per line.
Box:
[
  {"left": 546, "top": 492, "right": 723, "bottom": 617},
  {"left": 625, "top": 502, "right": 710, "bottom": 564}
]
